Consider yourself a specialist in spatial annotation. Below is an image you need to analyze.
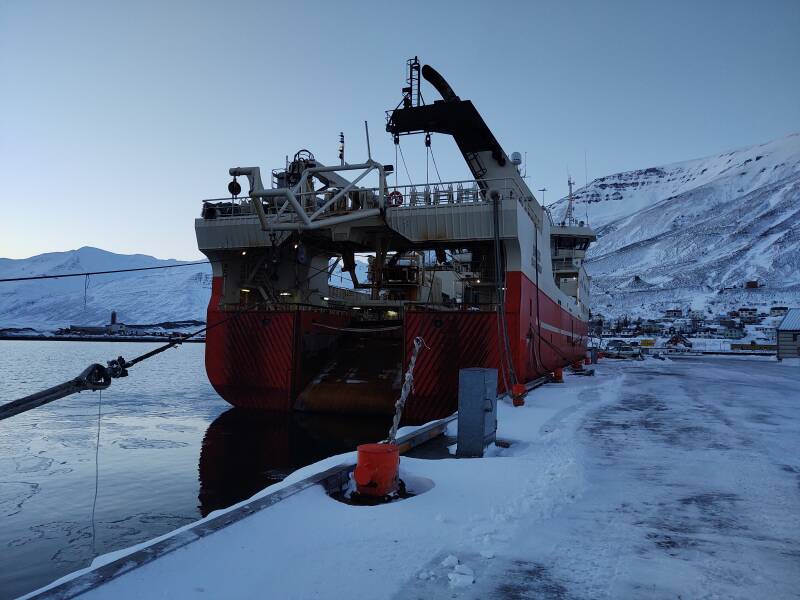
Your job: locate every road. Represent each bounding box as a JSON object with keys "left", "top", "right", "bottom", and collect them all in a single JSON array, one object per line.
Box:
[{"left": 465, "top": 357, "right": 800, "bottom": 599}]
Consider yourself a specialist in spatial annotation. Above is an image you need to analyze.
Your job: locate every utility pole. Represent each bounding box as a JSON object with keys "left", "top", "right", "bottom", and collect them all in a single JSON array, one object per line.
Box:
[{"left": 538, "top": 187, "right": 547, "bottom": 206}]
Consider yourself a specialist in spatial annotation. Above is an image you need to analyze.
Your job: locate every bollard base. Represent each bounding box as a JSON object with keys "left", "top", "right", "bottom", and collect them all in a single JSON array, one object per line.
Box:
[{"left": 353, "top": 443, "right": 400, "bottom": 497}]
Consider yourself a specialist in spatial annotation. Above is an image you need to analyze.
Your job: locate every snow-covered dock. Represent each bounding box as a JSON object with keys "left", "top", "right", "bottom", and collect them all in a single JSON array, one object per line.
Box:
[{"left": 25, "top": 358, "right": 800, "bottom": 599}]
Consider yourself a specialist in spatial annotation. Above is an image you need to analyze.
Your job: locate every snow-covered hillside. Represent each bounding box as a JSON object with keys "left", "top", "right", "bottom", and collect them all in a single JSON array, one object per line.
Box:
[
  {"left": 0, "top": 248, "right": 375, "bottom": 331},
  {"left": 552, "top": 133, "right": 800, "bottom": 318},
  {"left": 0, "top": 247, "right": 212, "bottom": 330}
]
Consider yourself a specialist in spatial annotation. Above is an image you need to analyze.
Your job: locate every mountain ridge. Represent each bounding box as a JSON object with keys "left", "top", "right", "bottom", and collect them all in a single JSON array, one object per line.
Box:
[
  {"left": 551, "top": 132, "right": 800, "bottom": 319},
  {"left": 0, "top": 247, "right": 212, "bottom": 329}
]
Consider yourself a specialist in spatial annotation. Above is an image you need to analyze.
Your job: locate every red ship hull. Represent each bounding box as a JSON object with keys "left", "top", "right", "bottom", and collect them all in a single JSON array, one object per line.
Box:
[{"left": 204, "top": 272, "right": 586, "bottom": 423}]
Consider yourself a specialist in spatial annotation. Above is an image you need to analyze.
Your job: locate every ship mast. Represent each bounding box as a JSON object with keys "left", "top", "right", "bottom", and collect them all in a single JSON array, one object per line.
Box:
[{"left": 565, "top": 176, "right": 576, "bottom": 226}]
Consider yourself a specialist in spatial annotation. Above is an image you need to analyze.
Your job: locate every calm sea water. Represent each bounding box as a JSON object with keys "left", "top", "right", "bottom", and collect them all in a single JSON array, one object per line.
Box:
[{"left": 0, "top": 340, "right": 389, "bottom": 599}]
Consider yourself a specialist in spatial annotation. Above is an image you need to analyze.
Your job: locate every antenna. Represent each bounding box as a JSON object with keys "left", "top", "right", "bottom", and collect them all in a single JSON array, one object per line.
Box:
[
  {"left": 583, "top": 150, "right": 590, "bottom": 224},
  {"left": 338, "top": 132, "right": 345, "bottom": 165},
  {"left": 584, "top": 149, "right": 589, "bottom": 189},
  {"left": 364, "top": 121, "right": 372, "bottom": 161},
  {"left": 566, "top": 176, "right": 575, "bottom": 225}
]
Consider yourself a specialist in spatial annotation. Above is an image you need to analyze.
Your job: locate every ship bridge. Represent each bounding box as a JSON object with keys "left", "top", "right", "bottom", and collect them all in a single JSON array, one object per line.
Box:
[{"left": 546, "top": 177, "right": 596, "bottom": 303}]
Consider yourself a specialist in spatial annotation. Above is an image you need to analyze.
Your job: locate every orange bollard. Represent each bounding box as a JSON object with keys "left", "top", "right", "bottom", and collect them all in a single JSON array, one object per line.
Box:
[
  {"left": 511, "top": 383, "right": 526, "bottom": 407},
  {"left": 552, "top": 368, "right": 564, "bottom": 383},
  {"left": 353, "top": 443, "right": 399, "bottom": 497}
]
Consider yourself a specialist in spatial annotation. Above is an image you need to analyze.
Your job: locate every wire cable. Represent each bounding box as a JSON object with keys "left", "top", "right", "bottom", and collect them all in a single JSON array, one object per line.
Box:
[
  {"left": 397, "top": 143, "right": 413, "bottom": 187},
  {"left": 429, "top": 145, "right": 443, "bottom": 184},
  {"left": 0, "top": 261, "right": 210, "bottom": 283}
]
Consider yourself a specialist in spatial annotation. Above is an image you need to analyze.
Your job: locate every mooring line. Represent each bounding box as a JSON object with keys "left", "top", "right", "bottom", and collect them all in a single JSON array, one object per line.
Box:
[
  {"left": 0, "top": 308, "right": 250, "bottom": 422},
  {"left": 90, "top": 389, "right": 102, "bottom": 557}
]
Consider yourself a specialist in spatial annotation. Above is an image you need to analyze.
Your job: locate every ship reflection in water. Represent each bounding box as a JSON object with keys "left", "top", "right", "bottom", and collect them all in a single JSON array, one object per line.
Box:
[{"left": 198, "top": 408, "right": 391, "bottom": 516}]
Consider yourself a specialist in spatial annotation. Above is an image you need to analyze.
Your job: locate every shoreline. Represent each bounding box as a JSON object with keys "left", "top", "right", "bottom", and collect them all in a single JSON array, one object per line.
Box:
[{"left": 0, "top": 335, "right": 205, "bottom": 343}]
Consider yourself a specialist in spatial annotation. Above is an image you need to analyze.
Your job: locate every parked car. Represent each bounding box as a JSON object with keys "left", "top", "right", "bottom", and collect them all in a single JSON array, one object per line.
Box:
[{"left": 603, "top": 339, "right": 643, "bottom": 360}]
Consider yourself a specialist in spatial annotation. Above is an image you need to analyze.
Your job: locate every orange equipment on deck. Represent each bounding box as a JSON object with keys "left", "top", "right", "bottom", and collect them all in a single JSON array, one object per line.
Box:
[
  {"left": 511, "top": 383, "right": 526, "bottom": 407},
  {"left": 353, "top": 443, "right": 400, "bottom": 497}
]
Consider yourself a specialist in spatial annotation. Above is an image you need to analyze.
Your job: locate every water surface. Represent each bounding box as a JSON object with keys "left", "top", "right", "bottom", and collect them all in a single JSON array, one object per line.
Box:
[{"left": 0, "top": 340, "right": 389, "bottom": 599}]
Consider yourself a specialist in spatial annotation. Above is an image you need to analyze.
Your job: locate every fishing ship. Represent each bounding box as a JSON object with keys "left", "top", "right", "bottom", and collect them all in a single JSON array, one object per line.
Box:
[{"left": 195, "top": 58, "right": 595, "bottom": 424}]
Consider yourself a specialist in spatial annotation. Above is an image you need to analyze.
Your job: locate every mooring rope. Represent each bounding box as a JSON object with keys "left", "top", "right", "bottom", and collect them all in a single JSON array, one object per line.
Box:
[
  {"left": 387, "top": 336, "right": 428, "bottom": 444},
  {"left": 90, "top": 389, "right": 102, "bottom": 557},
  {"left": 0, "top": 308, "right": 249, "bottom": 422}
]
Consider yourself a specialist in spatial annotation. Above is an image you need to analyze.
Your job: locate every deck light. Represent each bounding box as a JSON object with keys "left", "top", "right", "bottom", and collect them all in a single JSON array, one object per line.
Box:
[
  {"left": 323, "top": 296, "right": 330, "bottom": 301},
  {"left": 476, "top": 279, "right": 481, "bottom": 284},
  {"left": 279, "top": 292, "right": 291, "bottom": 296},
  {"left": 241, "top": 288, "right": 251, "bottom": 293},
  {"left": 352, "top": 306, "right": 361, "bottom": 310},
  {"left": 241, "top": 250, "right": 247, "bottom": 256}
]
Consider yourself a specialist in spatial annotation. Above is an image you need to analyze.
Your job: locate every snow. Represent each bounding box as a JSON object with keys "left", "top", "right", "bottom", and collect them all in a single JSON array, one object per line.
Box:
[
  {"left": 0, "top": 247, "right": 212, "bottom": 329},
  {"left": 23, "top": 357, "right": 800, "bottom": 599},
  {"left": 550, "top": 133, "right": 800, "bottom": 319},
  {"left": 0, "top": 248, "right": 375, "bottom": 331}
]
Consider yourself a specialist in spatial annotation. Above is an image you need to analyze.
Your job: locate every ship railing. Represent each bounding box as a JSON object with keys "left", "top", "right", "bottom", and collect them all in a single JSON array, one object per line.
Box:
[
  {"left": 383, "top": 177, "right": 530, "bottom": 209},
  {"left": 200, "top": 176, "right": 539, "bottom": 227}
]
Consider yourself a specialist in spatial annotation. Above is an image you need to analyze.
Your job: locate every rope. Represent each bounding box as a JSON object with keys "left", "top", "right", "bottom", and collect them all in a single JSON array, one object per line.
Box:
[
  {"left": 387, "top": 336, "right": 428, "bottom": 444},
  {"left": 397, "top": 143, "right": 413, "bottom": 187},
  {"left": 91, "top": 389, "right": 102, "bottom": 557},
  {"left": 0, "top": 308, "right": 249, "bottom": 422},
  {"left": 0, "top": 260, "right": 210, "bottom": 283}
]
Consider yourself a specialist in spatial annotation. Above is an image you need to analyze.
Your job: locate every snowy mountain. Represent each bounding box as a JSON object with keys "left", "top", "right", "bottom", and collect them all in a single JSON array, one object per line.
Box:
[
  {"left": 551, "top": 133, "right": 800, "bottom": 319},
  {"left": 0, "top": 247, "right": 374, "bottom": 331},
  {"left": 0, "top": 247, "right": 212, "bottom": 330}
]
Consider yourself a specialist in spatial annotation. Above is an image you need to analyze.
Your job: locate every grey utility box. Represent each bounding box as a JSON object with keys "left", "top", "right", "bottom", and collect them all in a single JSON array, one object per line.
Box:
[{"left": 456, "top": 368, "right": 498, "bottom": 458}]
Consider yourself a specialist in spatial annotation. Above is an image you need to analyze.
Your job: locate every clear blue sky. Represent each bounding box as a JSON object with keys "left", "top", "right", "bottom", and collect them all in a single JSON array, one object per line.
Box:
[{"left": 2, "top": 0, "right": 798, "bottom": 260}]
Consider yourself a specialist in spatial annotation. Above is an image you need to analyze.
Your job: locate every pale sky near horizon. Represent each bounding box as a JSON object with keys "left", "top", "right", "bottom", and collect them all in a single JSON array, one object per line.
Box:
[{"left": 2, "top": 0, "right": 799, "bottom": 260}]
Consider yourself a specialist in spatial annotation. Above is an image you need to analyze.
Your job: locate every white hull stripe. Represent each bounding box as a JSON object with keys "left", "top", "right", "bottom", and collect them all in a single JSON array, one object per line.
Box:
[{"left": 540, "top": 321, "right": 583, "bottom": 340}]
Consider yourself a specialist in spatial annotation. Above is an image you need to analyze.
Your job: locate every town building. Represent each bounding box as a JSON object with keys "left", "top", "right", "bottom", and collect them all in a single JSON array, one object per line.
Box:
[
  {"left": 777, "top": 309, "right": 800, "bottom": 361},
  {"left": 738, "top": 307, "right": 760, "bottom": 324}
]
